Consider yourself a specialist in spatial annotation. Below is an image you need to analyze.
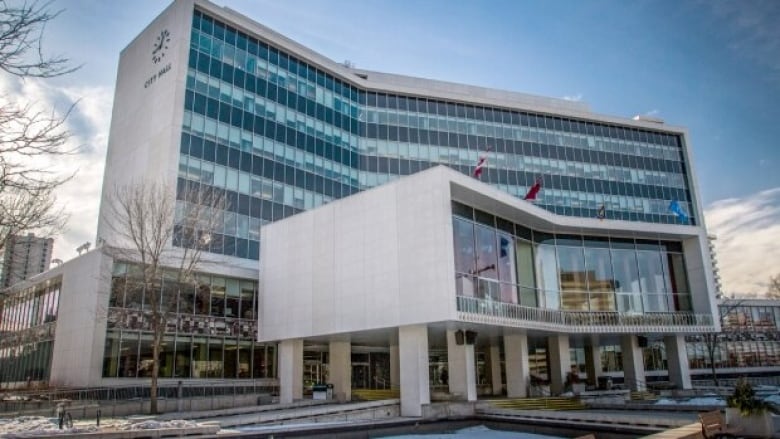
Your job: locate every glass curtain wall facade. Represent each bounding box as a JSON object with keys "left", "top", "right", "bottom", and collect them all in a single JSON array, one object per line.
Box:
[
  {"left": 102, "top": 262, "right": 275, "bottom": 379},
  {"left": 0, "top": 279, "right": 60, "bottom": 385},
  {"left": 451, "top": 202, "right": 691, "bottom": 313},
  {"left": 687, "top": 302, "right": 780, "bottom": 372},
  {"left": 178, "top": 7, "right": 695, "bottom": 261}
]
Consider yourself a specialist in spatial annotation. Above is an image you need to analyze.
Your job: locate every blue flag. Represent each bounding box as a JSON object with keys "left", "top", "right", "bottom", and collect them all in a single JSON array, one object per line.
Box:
[{"left": 668, "top": 200, "right": 689, "bottom": 223}]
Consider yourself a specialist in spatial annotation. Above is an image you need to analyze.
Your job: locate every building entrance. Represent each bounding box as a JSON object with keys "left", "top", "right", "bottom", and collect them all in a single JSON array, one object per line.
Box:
[{"left": 351, "top": 362, "right": 370, "bottom": 389}]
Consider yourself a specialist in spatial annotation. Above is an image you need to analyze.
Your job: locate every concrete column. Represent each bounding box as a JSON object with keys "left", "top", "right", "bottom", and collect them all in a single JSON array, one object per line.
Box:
[
  {"left": 329, "top": 340, "right": 352, "bottom": 402},
  {"left": 390, "top": 344, "right": 400, "bottom": 388},
  {"left": 620, "top": 335, "right": 646, "bottom": 391},
  {"left": 584, "top": 344, "right": 601, "bottom": 387},
  {"left": 489, "top": 344, "right": 503, "bottom": 396},
  {"left": 446, "top": 330, "right": 477, "bottom": 401},
  {"left": 548, "top": 334, "right": 571, "bottom": 396},
  {"left": 398, "top": 324, "right": 430, "bottom": 416},
  {"left": 664, "top": 334, "right": 692, "bottom": 390},
  {"left": 503, "top": 334, "right": 529, "bottom": 398},
  {"left": 278, "top": 339, "right": 303, "bottom": 404}
]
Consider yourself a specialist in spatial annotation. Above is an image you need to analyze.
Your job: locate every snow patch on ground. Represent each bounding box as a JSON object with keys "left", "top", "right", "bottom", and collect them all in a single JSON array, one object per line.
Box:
[
  {"left": 0, "top": 416, "right": 99, "bottom": 437},
  {"left": 0, "top": 416, "right": 202, "bottom": 438}
]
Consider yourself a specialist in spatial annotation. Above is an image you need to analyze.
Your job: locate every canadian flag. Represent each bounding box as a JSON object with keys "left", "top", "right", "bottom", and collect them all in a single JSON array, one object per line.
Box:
[
  {"left": 473, "top": 154, "right": 488, "bottom": 178},
  {"left": 524, "top": 177, "right": 543, "bottom": 200}
]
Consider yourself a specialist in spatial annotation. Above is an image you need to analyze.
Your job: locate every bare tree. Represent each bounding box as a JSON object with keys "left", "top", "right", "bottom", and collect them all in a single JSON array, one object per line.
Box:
[
  {"left": 767, "top": 274, "right": 780, "bottom": 299},
  {"left": 0, "top": 1, "right": 78, "bottom": 267},
  {"left": 0, "top": 1, "right": 78, "bottom": 78},
  {"left": 701, "top": 298, "right": 743, "bottom": 387},
  {"left": 101, "top": 180, "right": 224, "bottom": 414}
]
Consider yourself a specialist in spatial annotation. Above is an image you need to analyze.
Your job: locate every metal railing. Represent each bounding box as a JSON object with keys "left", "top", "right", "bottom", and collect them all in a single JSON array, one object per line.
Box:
[
  {"left": 456, "top": 296, "right": 715, "bottom": 333},
  {"left": 0, "top": 380, "right": 279, "bottom": 414}
]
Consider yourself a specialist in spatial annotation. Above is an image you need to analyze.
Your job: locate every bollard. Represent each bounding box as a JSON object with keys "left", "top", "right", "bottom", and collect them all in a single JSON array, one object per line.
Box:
[
  {"left": 177, "top": 380, "right": 183, "bottom": 412},
  {"left": 96, "top": 408, "right": 101, "bottom": 426},
  {"left": 56, "top": 402, "right": 65, "bottom": 429}
]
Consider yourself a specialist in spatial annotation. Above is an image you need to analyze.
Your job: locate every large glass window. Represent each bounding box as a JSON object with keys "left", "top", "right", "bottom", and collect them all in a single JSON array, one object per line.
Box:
[
  {"left": 103, "top": 262, "right": 262, "bottom": 380},
  {"left": 557, "top": 246, "right": 587, "bottom": 310},
  {"left": 496, "top": 232, "right": 517, "bottom": 303},
  {"left": 584, "top": 247, "right": 616, "bottom": 311},
  {"left": 536, "top": 244, "right": 559, "bottom": 310},
  {"left": 453, "top": 217, "right": 476, "bottom": 297},
  {"left": 612, "top": 248, "right": 642, "bottom": 313},
  {"left": 450, "top": 211, "right": 695, "bottom": 314},
  {"left": 515, "top": 239, "right": 537, "bottom": 307}
]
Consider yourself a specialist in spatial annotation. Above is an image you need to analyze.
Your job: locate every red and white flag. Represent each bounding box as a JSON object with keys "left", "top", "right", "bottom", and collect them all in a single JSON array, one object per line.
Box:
[
  {"left": 524, "top": 177, "right": 543, "bottom": 200},
  {"left": 473, "top": 154, "right": 487, "bottom": 178},
  {"left": 472, "top": 147, "right": 491, "bottom": 179}
]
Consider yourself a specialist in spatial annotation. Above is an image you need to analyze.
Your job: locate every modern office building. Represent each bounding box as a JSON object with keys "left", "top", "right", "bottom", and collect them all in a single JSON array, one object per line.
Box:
[
  {"left": 0, "top": 0, "right": 754, "bottom": 415},
  {"left": 0, "top": 234, "right": 54, "bottom": 289}
]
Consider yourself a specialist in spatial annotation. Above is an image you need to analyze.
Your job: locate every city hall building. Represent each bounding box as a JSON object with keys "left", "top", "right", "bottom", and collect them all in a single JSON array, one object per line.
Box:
[{"left": 0, "top": 0, "right": 762, "bottom": 417}]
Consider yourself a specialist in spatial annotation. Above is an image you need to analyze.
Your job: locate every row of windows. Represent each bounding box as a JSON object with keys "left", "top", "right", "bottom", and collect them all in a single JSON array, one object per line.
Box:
[
  {"left": 187, "top": 70, "right": 358, "bottom": 152},
  {"left": 183, "top": 106, "right": 692, "bottom": 223},
  {"left": 188, "top": 52, "right": 686, "bottom": 188},
  {"left": 0, "top": 340, "right": 53, "bottom": 383},
  {"left": 362, "top": 123, "right": 684, "bottom": 176},
  {"left": 182, "top": 115, "right": 358, "bottom": 186},
  {"left": 184, "top": 60, "right": 694, "bottom": 223},
  {"left": 174, "top": 224, "right": 260, "bottom": 260},
  {"left": 193, "top": 9, "right": 358, "bottom": 102},
  {"left": 103, "top": 330, "right": 276, "bottom": 379},
  {"left": 453, "top": 202, "right": 686, "bottom": 251},
  {"left": 362, "top": 108, "right": 683, "bottom": 162},
  {"left": 192, "top": 10, "right": 681, "bottom": 150},
  {"left": 184, "top": 88, "right": 358, "bottom": 169},
  {"left": 189, "top": 50, "right": 358, "bottom": 135},
  {"left": 109, "top": 268, "right": 257, "bottom": 321},
  {"left": 452, "top": 210, "right": 690, "bottom": 313},
  {"left": 0, "top": 280, "right": 60, "bottom": 332},
  {"left": 722, "top": 306, "right": 780, "bottom": 330},
  {"left": 180, "top": 156, "right": 335, "bottom": 214},
  {"left": 187, "top": 21, "right": 682, "bottom": 192},
  {"left": 688, "top": 339, "right": 780, "bottom": 369},
  {"left": 180, "top": 130, "right": 358, "bottom": 201},
  {"left": 190, "top": 30, "right": 360, "bottom": 122}
]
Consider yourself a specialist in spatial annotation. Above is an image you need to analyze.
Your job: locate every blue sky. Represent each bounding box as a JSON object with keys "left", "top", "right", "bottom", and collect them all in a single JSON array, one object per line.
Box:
[{"left": 7, "top": 0, "right": 779, "bottom": 294}]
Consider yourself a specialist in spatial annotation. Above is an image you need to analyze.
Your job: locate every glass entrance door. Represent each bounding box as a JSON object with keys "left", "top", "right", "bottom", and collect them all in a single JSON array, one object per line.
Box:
[{"left": 351, "top": 362, "right": 370, "bottom": 389}]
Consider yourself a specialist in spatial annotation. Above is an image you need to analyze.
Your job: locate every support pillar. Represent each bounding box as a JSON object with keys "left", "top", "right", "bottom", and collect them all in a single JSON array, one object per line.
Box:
[
  {"left": 584, "top": 343, "right": 601, "bottom": 387},
  {"left": 446, "top": 330, "right": 476, "bottom": 401},
  {"left": 503, "top": 333, "right": 529, "bottom": 398},
  {"left": 390, "top": 344, "right": 400, "bottom": 388},
  {"left": 548, "top": 334, "right": 571, "bottom": 396},
  {"left": 620, "top": 335, "right": 646, "bottom": 391},
  {"left": 278, "top": 339, "right": 303, "bottom": 404},
  {"left": 329, "top": 340, "right": 351, "bottom": 401},
  {"left": 664, "top": 334, "right": 692, "bottom": 390},
  {"left": 489, "top": 344, "right": 503, "bottom": 396},
  {"left": 398, "top": 325, "right": 430, "bottom": 416}
]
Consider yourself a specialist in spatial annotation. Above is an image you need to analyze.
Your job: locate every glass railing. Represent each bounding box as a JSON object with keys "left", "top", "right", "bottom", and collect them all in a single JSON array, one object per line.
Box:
[{"left": 456, "top": 296, "right": 714, "bottom": 332}]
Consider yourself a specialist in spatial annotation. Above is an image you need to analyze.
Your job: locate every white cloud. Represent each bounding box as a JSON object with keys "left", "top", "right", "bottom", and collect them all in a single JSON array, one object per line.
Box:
[
  {"left": 704, "top": 187, "right": 780, "bottom": 296},
  {"left": 644, "top": 109, "right": 660, "bottom": 116},
  {"left": 0, "top": 73, "right": 112, "bottom": 263},
  {"left": 562, "top": 93, "right": 583, "bottom": 102}
]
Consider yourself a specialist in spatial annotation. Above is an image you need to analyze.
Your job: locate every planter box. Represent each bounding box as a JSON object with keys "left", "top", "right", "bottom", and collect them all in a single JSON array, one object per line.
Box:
[{"left": 725, "top": 407, "right": 772, "bottom": 438}]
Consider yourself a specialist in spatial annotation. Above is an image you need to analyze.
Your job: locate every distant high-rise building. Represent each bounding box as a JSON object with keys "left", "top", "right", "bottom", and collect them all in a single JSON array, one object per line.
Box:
[
  {"left": 0, "top": 233, "right": 54, "bottom": 288},
  {"left": 708, "top": 234, "right": 723, "bottom": 297}
]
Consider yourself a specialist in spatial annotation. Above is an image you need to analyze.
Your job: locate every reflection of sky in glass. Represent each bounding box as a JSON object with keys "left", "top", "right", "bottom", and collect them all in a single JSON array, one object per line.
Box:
[{"left": 382, "top": 425, "right": 564, "bottom": 439}]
